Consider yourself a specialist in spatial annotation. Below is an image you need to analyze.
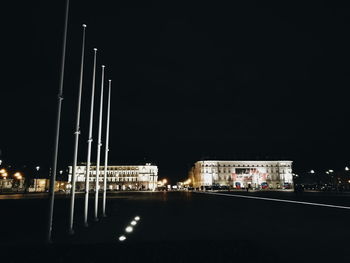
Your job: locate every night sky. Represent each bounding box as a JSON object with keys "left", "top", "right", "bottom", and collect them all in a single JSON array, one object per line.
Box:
[{"left": 2, "top": 1, "right": 350, "bottom": 182}]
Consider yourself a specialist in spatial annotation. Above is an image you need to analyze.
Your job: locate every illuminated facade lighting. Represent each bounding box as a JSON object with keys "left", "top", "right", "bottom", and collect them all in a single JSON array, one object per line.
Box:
[
  {"left": 68, "top": 164, "right": 158, "bottom": 191},
  {"left": 192, "top": 160, "right": 293, "bottom": 189}
]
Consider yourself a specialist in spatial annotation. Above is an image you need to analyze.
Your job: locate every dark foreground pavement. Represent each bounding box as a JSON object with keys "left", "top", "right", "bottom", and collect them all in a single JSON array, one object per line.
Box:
[{"left": 1, "top": 191, "right": 350, "bottom": 262}]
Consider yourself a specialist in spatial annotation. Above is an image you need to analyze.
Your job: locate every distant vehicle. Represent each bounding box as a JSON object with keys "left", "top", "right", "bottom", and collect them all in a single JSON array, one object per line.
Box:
[
  {"left": 219, "top": 185, "right": 229, "bottom": 190},
  {"left": 261, "top": 182, "right": 268, "bottom": 189},
  {"left": 283, "top": 183, "right": 291, "bottom": 189},
  {"left": 187, "top": 187, "right": 194, "bottom": 191}
]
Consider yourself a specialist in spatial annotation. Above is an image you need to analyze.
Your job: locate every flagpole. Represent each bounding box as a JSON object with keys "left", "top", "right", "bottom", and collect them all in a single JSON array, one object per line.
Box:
[
  {"left": 46, "top": 0, "right": 69, "bottom": 243},
  {"left": 94, "top": 65, "right": 105, "bottom": 221},
  {"left": 68, "top": 24, "right": 86, "bottom": 235},
  {"left": 102, "top": 79, "right": 111, "bottom": 217},
  {"left": 84, "top": 48, "right": 97, "bottom": 227}
]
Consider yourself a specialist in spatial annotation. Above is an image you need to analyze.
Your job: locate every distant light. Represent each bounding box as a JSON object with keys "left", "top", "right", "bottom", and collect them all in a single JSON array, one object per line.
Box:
[
  {"left": 0, "top": 169, "right": 6, "bottom": 174},
  {"left": 310, "top": 170, "right": 315, "bottom": 174},
  {"left": 329, "top": 169, "right": 334, "bottom": 173},
  {"left": 59, "top": 170, "right": 63, "bottom": 174},
  {"left": 125, "top": 226, "right": 133, "bottom": 233},
  {"left": 119, "top": 235, "right": 126, "bottom": 241},
  {"left": 130, "top": 220, "right": 137, "bottom": 226},
  {"left": 326, "top": 171, "right": 329, "bottom": 174},
  {"left": 36, "top": 166, "right": 40, "bottom": 171},
  {"left": 346, "top": 167, "right": 349, "bottom": 171},
  {"left": 0, "top": 160, "right": 2, "bottom": 165},
  {"left": 134, "top": 216, "right": 140, "bottom": 221}
]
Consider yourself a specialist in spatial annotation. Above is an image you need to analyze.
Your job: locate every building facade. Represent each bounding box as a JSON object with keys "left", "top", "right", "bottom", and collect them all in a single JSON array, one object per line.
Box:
[
  {"left": 192, "top": 160, "right": 293, "bottom": 189},
  {"left": 68, "top": 163, "right": 158, "bottom": 191}
]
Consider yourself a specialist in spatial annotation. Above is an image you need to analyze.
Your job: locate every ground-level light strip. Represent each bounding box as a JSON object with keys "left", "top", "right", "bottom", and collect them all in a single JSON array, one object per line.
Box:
[
  {"left": 118, "top": 216, "right": 141, "bottom": 242},
  {"left": 196, "top": 192, "right": 350, "bottom": 210}
]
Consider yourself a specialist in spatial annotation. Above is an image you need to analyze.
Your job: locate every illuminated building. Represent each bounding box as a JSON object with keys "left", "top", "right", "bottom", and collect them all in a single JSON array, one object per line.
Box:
[
  {"left": 68, "top": 163, "right": 158, "bottom": 191},
  {"left": 192, "top": 160, "right": 293, "bottom": 189}
]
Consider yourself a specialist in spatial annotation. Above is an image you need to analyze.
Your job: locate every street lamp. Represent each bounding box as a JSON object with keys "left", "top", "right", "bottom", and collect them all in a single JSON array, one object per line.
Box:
[{"left": 345, "top": 167, "right": 349, "bottom": 171}]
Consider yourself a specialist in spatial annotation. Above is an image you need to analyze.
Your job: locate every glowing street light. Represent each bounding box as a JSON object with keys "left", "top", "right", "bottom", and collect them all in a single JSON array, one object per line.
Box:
[
  {"left": 345, "top": 167, "right": 349, "bottom": 171},
  {"left": 130, "top": 220, "right": 137, "bottom": 226},
  {"left": 0, "top": 169, "right": 6, "bottom": 174},
  {"left": 134, "top": 216, "right": 140, "bottom": 221},
  {"left": 310, "top": 170, "right": 315, "bottom": 174},
  {"left": 162, "top": 179, "right": 167, "bottom": 184}
]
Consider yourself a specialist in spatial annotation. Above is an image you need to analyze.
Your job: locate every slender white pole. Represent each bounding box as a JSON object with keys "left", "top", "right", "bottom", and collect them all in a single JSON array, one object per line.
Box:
[
  {"left": 94, "top": 65, "right": 105, "bottom": 221},
  {"left": 102, "top": 79, "right": 111, "bottom": 217},
  {"left": 84, "top": 48, "right": 97, "bottom": 227},
  {"left": 68, "top": 24, "right": 86, "bottom": 235},
  {"left": 47, "top": 0, "right": 69, "bottom": 243}
]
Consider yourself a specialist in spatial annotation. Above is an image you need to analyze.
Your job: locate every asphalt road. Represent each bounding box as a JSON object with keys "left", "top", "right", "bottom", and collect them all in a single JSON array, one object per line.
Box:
[{"left": 1, "top": 191, "right": 350, "bottom": 262}]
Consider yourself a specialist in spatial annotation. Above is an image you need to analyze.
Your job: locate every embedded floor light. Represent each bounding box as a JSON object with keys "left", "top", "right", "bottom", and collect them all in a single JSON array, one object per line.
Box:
[
  {"left": 119, "top": 235, "right": 126, "bottom": 241},
  {"left": 125, "top": 226, "right": 133, "bottom": 233}
]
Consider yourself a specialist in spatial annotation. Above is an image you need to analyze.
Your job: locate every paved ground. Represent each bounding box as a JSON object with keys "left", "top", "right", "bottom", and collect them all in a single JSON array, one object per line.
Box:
[{"left": 1, "top": 190, "right": 350, "bottom": 262}]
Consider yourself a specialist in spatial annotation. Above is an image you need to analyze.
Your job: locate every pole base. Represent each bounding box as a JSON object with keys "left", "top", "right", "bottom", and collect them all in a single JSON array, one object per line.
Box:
[
  {"left": 102, "top": 214, "right": 107, "bottom": 218},
  {"left": 93, "top": 217, "right": 99, "bottom": 222},
  {"left": 84, "top": 222, "right": 89, "bottom": 227},
  {"left": 68, "top": 229, "right": 75, "bottom": 235}
]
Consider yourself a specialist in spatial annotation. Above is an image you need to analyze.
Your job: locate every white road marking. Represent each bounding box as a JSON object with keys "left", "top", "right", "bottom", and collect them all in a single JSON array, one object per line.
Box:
[{"left": 196, "top": 192, "right": 350, "bottom": 210}]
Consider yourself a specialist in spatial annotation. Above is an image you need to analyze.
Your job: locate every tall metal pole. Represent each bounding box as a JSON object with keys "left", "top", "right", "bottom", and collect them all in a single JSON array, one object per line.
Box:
[
  {"left": 68, "top": 24, "right": 86, "bottom": 235},
  {"left": 102, "top": 79, "right": 111, "bottom": 217},
  {"left": 94, "top": 65, "right": 105, "bottom": 221},
  {"left": 47, "top": 0, "right": 69, "bottom": 243},
  {"left": 84, "top": 48, "right": 97, "bottom": 227}
]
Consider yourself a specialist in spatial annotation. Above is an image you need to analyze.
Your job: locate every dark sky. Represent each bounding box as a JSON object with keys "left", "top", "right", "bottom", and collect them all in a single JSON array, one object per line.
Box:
[{"left": 2, "top": 1, "right": 350, "bottom": 182}]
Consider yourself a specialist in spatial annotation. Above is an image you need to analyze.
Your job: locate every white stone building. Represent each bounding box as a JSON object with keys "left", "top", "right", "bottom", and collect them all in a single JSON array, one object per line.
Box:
[
  {"left": 68, "top": 163, "right": 158, "bottom": 191},
  {"left": 192, "top": 160, "right": 293, "bottom": 189}
]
